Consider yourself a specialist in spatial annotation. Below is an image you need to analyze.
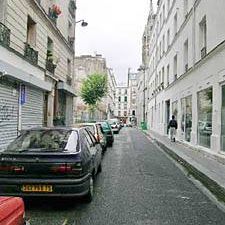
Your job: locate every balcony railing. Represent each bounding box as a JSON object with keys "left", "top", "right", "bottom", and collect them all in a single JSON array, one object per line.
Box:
[
  {"left": 0, "top": 22, "right": 10, "bottom": 47},
  {"left": 46, "top": 59, "right": 56, "bottom": 74},
  {"left": 24, "top": 43, "right": 38, "bottom": 65}
]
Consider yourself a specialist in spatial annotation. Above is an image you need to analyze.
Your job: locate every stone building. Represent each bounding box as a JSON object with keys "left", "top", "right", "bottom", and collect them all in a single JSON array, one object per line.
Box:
[
  {"left": 0, "top": 0, "right": 76, "bottom": 150},
  {"left": 138, "top": 0, "right": 225, "bottom": 155},
  {"left": 74, "top": 54, "right": 109, "bottom": 122}
]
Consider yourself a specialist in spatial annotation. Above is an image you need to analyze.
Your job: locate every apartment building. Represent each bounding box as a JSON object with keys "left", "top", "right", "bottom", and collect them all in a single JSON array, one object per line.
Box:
[
  {"left": 141, "top": 0, "right": 225, "bottom": 155},
  {"left": 74, "top": 54, "right": 108, "bottom": 122},
  {"left": 114, "top": 86, "right": 129, "bottom": 123},
  {"left": 0, "top": 0, "right": 76, "bottom": 150},
  {"left": 128, "top": 70, "right": 137, "bottom": 125},
  {"left": 107, "top": 68, "right": 117, "bottom": 119}
]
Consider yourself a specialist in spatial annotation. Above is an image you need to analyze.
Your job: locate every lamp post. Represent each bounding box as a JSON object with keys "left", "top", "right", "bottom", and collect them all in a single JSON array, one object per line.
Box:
[{"left": 76, "top": 19, "right": 88, "bottom": 27}]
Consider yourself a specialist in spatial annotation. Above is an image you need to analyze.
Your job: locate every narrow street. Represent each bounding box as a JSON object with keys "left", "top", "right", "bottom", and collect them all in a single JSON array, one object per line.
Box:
[{"left": 25, "top": 128, "right": 225, "bottom": 225}]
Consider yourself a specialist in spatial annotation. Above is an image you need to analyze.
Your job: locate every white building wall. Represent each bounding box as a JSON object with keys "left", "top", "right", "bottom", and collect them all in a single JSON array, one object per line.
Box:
[{"left": 144, "top": 0, "right": 225, "bottom": 155}]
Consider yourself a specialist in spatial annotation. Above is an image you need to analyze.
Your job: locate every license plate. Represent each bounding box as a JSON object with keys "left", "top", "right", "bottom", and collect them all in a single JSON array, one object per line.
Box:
[{"left": 21, "top": 185, "right": 53, "bottom": 192}]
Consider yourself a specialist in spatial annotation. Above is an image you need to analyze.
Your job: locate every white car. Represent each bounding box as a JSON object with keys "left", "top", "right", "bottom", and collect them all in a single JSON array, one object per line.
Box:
[{"left": 108, "top": 119, "right": 120, "bottom": 134}]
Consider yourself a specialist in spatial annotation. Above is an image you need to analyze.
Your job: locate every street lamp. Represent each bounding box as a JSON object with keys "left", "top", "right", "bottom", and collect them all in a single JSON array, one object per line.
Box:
[{"left": 76, "top": 19, "right": 88, "bottom": 27}]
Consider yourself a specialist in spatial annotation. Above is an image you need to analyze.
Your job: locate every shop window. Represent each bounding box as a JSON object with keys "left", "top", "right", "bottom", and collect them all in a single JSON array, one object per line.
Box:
[
  {"left": 181, "top": 96, "right": 192, "bottom": 142},
  {"left": 221, "top": 86, "right": 225, "bottom": 151},
  {"left": 197, "top": 87, "right": 212, "bottom": 148},
  {"left": 172, "top": 101, "right": 178, "bottom": 120}
]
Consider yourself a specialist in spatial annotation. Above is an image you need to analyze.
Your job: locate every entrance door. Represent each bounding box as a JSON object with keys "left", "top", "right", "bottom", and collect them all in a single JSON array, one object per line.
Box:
[{"left": 165, "top": 100, "right": 170, "bottom": 134}]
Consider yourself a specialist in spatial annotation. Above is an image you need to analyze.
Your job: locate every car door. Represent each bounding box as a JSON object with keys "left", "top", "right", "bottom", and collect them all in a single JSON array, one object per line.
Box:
[
  {"left": 83, "top": 129, "right": 98, "bottom": 174},
  {"left": 85, "top": 129, "right": 102, "bottom": 173}
]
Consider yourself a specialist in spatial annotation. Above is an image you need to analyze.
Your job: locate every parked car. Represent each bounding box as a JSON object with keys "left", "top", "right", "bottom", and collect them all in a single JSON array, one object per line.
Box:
[
  {"left": 0, "top": 127, "right": 102, "bottom": 202},
  {"left": 77, "top": 123, "right": 107, "bottom": 151},
  {"left": 0, "top": 196, "right": 25, "bottom": 225},
  {"left": 97, "top": 121, "right": 114, "bottom": 146},
  {"left": 108, "top": 118, "right": 120, "bottom": 134}
]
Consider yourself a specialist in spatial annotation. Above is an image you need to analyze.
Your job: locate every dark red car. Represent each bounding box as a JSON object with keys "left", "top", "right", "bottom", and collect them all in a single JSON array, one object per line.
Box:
[{"left": 0, "top": 196, "right": 25, "bottom": 225}]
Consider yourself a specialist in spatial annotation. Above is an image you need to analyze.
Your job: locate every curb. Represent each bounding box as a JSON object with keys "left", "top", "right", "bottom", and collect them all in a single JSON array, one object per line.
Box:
[{"left": 143, "top": 131, "right": 225, "bottom": 204}]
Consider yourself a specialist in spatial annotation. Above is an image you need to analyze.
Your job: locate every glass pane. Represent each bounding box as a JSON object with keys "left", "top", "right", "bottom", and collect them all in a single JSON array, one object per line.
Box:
[
  {"left": 221, "top": 85, "right": 225, "bottom": 151},
  {"left": 185, "top": 96, "right": 192, "bottom": 142},
  {"left": 197, "top": 87, "right": 213, "bottom": 148}
]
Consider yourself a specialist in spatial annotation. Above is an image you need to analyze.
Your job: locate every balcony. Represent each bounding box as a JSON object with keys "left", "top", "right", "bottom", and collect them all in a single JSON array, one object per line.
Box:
[
  {"left": 24, "top": 43, "right": 38, "bottom": 65},
  {"left": 0, "top": 22, "right": 10, "bottom": 47},
  {"left": 46, "top": 59, "right": 56, "bottom": 74},
  {"left": 201, "top": 47, "right": 207, "bottom": 59}
]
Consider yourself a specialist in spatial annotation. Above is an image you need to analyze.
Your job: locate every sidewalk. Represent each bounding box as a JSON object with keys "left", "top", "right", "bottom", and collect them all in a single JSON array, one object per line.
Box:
[{"left": 144, "top": 129, "right": 225, "bottom": 203}]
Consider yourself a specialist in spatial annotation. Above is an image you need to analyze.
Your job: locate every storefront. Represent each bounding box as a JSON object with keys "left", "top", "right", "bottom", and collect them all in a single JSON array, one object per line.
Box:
[
  {"left": 197, "top": 87, "right": 213, "bottom": 148},
  {"left": 0, "top": 78, "right": 19, "bottom": 150},
  {"left": 181, "top": 96, "right": 192, "bottom": 142}
]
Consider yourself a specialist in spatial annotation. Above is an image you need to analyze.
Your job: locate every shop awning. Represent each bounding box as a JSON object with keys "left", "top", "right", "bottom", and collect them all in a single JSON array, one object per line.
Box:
[
  {"left": 0, "top": 60, "right": 52, "bottom": 91},
  {"left": 57, "top": 81, "right": 76, "bottom": 97}
]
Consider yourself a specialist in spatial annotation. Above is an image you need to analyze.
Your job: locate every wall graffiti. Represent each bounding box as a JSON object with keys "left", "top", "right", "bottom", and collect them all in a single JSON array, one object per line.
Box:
[{"left": 0, "top": 101, "right": 17, "bottom": 127}]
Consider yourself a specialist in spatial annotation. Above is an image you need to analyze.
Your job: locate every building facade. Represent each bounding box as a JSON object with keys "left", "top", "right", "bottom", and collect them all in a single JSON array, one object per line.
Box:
[
  {"left": 0, "top": 0, "right": 76, "bottom": 150},
  {"left": 139, "top": 0, "right": 225, "bottom": 155},
  {"left": 74, "top": 54, "right": 108, "bottom": 122}
]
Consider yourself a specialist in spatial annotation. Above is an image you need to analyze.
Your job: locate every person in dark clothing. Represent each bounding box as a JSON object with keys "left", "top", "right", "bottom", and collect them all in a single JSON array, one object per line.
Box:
[{"left": 168, "top": 115, "right": 178, "bottom": 142}]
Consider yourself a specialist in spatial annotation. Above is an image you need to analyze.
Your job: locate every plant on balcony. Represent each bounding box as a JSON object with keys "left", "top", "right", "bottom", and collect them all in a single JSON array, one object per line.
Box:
[{"left": 49, "top": 4, "right": 62, "bottom": 19}]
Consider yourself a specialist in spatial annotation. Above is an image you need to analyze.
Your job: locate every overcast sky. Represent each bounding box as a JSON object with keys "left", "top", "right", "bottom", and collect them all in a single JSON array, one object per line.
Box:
[{"left": 75, "top": 0, "right": 157, "bottom": 84}]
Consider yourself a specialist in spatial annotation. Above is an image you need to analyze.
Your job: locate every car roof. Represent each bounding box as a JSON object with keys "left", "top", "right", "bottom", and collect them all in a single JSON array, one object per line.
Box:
[{"left": 21, "top": 126, "right": 81, "bottom": 132}]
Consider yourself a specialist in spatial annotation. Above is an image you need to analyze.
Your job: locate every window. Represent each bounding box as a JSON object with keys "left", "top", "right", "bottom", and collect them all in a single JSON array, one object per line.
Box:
[
  {"left": 68, "top": 20, "right": 74, "bottom": 45},
  {"left": 124, "top": 111, "right": 127, "bottom": 116},
  {"left": 184, "top": 39, "right": 188, "bottom": 72},
  {"left": 118, "top": 96, "right": 121, "bottom": 102},
  {"left": 167, "top": 0, "right": 170, "bottom": 14},
  {"left": 173, "top": 54, "right": 177, "bottom": 80},
  {"left": 132, "top": 110, "right": 136, "bottom": 116},
  {"left": 162, "top": 67, "right": 165, "bottom": 86},
  {"left": 67, "top": 59, "right": 71, "bottom": 76},
  {"left": 47, "top": 37, "right": 54, "bottom": 61},
  {"left": 167, "top": 64, "right": 170, "bottom": 86},
  {"left": 118, "top": 111, "right": 121, "bottom": 116},
  {"left": 124, "top": 89, "right": 127, "bottom": 94},
  {"left": 162, "top": 35, "right": 165, "bottom": 53},
  {"left": 184, "top": 0, "right": 188, "bottom": 18},
  {"left": 167, "top": 29, "right": 170, "bottom": 49},
  {"left": 124, "top": 96, "right": 127, "bottom": 102},
  {"left": 199, "top": 16, "right": 207, "bottom": 58},
  {"left": 197, "top": 87, "right": 212, "bottom": 148},
  {"left": 27, "top": 16, "right": 36, "bottom": 47},
  {"left": 174, "top": 13, "right": 177, "bottom": 37},
  {"left": 163, "top": 5, "right": 165, "bottom": 22},
  {"left": 221, "top": 85, "right": 225, "bottom": 151}
]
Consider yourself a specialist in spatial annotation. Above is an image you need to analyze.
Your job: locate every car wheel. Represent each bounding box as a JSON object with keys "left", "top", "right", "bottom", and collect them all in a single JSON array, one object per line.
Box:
[
  {"left": 84, "top": 176, "right": 94, "bottom": 203},
  {"left": 98, "top": 163, "right": 102, "bottom": 173}
]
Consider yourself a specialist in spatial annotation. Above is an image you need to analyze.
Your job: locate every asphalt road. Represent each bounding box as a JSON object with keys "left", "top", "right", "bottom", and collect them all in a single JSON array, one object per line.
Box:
[{"left": 25, "top": 128, "right": 225, "bottom": 225}]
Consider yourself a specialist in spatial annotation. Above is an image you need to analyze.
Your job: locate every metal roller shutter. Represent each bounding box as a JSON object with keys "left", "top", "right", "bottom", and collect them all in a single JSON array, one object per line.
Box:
[
  {"left": 21, "top": 86, "right": 44, "bottom": 129},
  {"left": 0, "top": 83, "right": 19, "bottom": 151}
]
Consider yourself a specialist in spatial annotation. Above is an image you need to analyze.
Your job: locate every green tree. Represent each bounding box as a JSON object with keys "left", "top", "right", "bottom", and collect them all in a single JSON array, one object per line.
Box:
[{"left": 81, "top": 73, "right": 108, "bottom": 107}]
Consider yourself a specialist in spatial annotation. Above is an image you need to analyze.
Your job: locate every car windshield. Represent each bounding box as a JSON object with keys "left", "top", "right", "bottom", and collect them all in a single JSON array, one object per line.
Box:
[
  {"left": 108, "top": 120, "right": 118, "bottom": 125},
  {"left": 6, "top": 129, "right": 79, "bottom": 152}
]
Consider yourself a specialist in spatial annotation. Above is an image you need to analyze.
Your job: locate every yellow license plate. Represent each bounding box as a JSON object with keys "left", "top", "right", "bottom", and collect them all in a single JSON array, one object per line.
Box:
[{"left": 21, "top": 185, "right": 53, "bottom": 192}]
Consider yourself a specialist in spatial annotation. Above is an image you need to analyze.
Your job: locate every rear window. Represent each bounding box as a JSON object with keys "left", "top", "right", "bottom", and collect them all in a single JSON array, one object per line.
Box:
[
  {"left": 99, "top": 122, "right": 110, "bottom": 130},
  {"left": 6, "top": 129, "right": 79, "bottom": 153}
]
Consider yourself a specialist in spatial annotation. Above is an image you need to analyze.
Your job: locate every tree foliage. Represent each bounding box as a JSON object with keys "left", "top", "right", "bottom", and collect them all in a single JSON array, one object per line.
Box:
[{"left": 81, "top": 73, "right": 108, "bottom": 107}]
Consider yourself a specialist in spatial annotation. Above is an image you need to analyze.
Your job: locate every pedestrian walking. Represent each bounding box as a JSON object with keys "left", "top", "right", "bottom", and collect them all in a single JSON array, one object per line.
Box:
[{"left": 168, "top": 115, "right": 178, "bottom": 142}]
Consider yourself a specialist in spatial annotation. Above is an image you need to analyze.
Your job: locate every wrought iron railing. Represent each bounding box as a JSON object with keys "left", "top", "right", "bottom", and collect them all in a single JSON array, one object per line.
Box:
[
  {"left": 24, "top": 43, "right": 38, "bottom": 65},
  {"left": 46, "top": 59, "right": 56, "bottom": 74},
  {"left": 0, "top": 22, "right": 10, "bottom": 47}
]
